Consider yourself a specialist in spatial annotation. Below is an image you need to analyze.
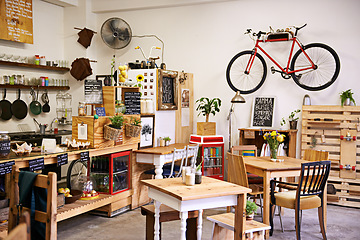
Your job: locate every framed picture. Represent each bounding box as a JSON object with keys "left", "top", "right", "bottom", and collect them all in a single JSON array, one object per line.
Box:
[
  {"left": 157, "top": 70, "right": 178, "bottom": 110},
  {"left": 251, "top": 96, "right": 276, "bottom": 128},
  {"left": 139, "top": 114, "right": 155, "bottom": 149}
]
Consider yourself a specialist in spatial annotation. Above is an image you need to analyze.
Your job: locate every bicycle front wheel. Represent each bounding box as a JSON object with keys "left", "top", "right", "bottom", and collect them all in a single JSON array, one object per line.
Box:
[
  {"left": 226, "top": 50, "right": 267, "bottom": 94},
  {"left": 291, "top": 43, "right": 340, "bottom": 91},
  {"left": 67, "top": 159, "right": 88, "bottom": 189}
]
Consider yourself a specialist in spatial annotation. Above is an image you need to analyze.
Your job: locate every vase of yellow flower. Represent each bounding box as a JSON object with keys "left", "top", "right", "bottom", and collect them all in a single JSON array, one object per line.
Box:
[{"left": 263, "top": 131, "right": 285, "bottom": 161}]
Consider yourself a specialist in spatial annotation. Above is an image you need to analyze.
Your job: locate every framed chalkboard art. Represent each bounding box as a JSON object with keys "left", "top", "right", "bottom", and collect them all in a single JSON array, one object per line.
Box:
[
  {"left": 157, "top": 70, "right": 178, "bottom": 110},
  {"left": 251, "top": 96, "right": 276, "bottom": 128}
]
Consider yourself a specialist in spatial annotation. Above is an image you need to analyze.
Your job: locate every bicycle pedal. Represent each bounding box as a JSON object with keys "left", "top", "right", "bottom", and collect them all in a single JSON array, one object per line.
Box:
[{"left": 271, "top": 67, "right": 275, "bottom": 74}]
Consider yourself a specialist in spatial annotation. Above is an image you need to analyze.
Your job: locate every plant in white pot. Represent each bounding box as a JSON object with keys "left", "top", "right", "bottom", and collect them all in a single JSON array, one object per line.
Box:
[
  {"left": 246, "top": 200, "right": 258, "bottom": 220},
  {"left": 163, "top": 136, "right": 171, "bottom": 146},
  {"left": 340, "top": 89, "right": 356, "bottom": 106},
  {"left": 195, "top": 97, "right": 221, "bottom": 135}
]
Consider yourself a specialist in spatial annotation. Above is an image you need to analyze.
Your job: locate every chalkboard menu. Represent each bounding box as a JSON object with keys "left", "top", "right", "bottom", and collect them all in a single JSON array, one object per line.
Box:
[
  {"left": 124, "top": 92, "right": 141, "bottom": 115},
  {"left": 0, "top": 160, "right": 15, "bottom": 175},
  {"left": 80, "top": 151, "right": 90, "bottom": 162},
  {"left": 57, "top": 153, "right": 68, "bottom": 167},
  {"left": 162, "top": 76, "right": 175, "bottom": 104},
  {"left": 29, "top": 157, "right": 44, "bottom": 172},
  {"left": 0, "top": 0, "right": 33, "bottom": 44},
  {"left": 157, "top": 70, "right": 178, "bottom": 110},
  {"left": 84, "top": 80, "right": 103, "bottom": 104},
  {"left": 251, "top": 96, "right": 276, "bottom": 128}
]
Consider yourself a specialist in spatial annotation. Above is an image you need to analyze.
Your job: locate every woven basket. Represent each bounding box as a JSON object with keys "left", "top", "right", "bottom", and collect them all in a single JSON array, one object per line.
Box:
[
  {"left": 104, "top": 125, "right": 123, "bottom": 141},
  {"left": 125, "top": 123, "right": 142, "bottom": 138}
]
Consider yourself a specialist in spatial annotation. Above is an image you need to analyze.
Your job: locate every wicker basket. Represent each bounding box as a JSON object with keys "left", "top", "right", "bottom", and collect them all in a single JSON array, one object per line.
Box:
[
  {"left": 104, "top": 124, "right": 123, "bottom": 141},
  {"left": 125, "top": 123, "right": 142, "bottom": 138}
]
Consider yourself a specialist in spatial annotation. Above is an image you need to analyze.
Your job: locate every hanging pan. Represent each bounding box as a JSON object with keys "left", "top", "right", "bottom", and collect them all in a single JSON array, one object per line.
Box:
[
  {"left": 0, "top": 89, "right": 12, "bottom": 120},
  {"left": 11, "top": 89, "right": 28, "bottom": 119},
  {"left": 29, "top": 87, "right": 42, "bottom": 115},
  {"left": 41, "top": 89, "right": 50, "bottom": 113}
]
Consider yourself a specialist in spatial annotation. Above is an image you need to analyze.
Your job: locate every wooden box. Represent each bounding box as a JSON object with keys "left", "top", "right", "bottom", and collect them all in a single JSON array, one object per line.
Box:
[{"left": 197, "top": 122, "right": 216, "bottom": 135}]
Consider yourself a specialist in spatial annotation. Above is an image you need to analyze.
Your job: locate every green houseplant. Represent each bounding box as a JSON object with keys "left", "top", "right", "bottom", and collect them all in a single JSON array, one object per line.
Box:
[
  {"left": 104, "top": 115, "right": 125, "bottom": 141},
  {"left": 288, "top": 109, "right": 301, "bottom": 129},
  {"left": 246, "top": 200, "right": 258, "bottom": 220},
  {"left": 195, "top": 97, "right": 221, "bottom": 122},
  {"left": 125, "top": 117, "right": 142, "bottom": 138},
  {"left": 163, "top": 136, "right": 171, "bottom": 146},
  {"left": 340, "top": 89, "right": 356, "bottom": 106}
]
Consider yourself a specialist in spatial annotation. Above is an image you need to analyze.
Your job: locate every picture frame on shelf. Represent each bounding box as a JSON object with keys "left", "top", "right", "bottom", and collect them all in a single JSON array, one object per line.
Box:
[
  {"left": 250, "top": 96, "right": 276, "bottom": 128},
  {"left": 157, "top": 69, "right": 178, "bottom": 110},
  {"left": 139, "top": 114, "right": 155, "bottom": 149}
]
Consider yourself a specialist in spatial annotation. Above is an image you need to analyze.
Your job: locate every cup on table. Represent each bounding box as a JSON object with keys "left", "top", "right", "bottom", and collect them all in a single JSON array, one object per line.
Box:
[{"left": 182, "top": 167, "right": 191, "bottom": 184}]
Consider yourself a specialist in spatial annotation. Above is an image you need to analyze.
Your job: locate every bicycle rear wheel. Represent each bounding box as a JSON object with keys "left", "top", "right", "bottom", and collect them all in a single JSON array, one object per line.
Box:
[
  {"left": 226, "top": 50, "right": 267, "bottom": 94},
  {"left": 67, "top": 159, "right": 88, "bottom": 189},
  {"left": 291, "top": 43, "right": 340, "bottom": 91}
]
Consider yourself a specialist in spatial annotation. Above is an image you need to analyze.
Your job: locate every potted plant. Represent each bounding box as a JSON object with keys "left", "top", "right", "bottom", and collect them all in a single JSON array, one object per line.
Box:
[
  {"left": 195, "top": 158, "right": 204, "bottom": 184},
  {"left": 340, "top": 89, "right": 356, "bottom": 106},
  {"left": 104, "top": 115, "right": 124, "bottom": 141},
  {"left": 125, "top": 117, "right": 142, "bottom": 137},
  {"left": 246, "top": 200, "right": 258, "bottom": 220},
  {"left": 195, "top": 97, "right": 221, "bottom": 135},
  {"left": 163, "top": 136, "right": 171, "bottom": 146},
  {"left": 288, "top": 109, "right": 301, "bottom": 130}
]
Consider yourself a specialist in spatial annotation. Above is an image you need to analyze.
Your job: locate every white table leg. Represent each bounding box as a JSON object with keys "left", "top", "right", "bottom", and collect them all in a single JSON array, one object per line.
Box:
[
  {"left": 197, "top": 209, "right": 203, "bottom": 240},
  {"left": 154, "top": 164, "right": 163, "bottom": 179},
  {"left": 154, "top": 200, "right": 161, "bottom": 240},
  {"left": 180, "top": 211, "right": 188, "bottom": 240}
]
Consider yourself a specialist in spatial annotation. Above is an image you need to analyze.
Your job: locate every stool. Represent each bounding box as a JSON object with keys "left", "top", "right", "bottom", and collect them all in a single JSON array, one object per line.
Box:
[
  {"left": 141, "top": 204, "right": 199, "bottom": 240},
  {"left": 207, "top": 213, "right": 270, "bottom": 240}
]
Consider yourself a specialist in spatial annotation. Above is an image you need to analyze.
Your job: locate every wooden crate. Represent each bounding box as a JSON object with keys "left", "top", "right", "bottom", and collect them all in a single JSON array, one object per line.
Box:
[
  {"left": 72, "top": 116, "right": 141, "bottom": 149},
  {"left": 197, "top": 122, "right": 216, "bottom": 135},
  {"left": 102, "top": 86, "right": 140, "bottom": 116},
  {"left": 301, "top": 105, "right": 360, "bottom": 207}
]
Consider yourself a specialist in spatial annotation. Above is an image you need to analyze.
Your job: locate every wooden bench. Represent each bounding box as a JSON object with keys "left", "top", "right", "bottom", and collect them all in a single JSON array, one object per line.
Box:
[
  {"left": 207, "top": 213, "right": 270, "bottom": 240},
  {"left": 140, "top": 204, "right": 199, "bottom": 240}
]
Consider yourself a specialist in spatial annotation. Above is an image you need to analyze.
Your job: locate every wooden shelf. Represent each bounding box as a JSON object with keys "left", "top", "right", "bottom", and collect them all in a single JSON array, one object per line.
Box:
[
  {"left": 308, "top": 120, "right": 341, "bottom": 125},
  {"left": 0, "top": 60, "right": 70, "bottom": 73},
  {"left": 0, "top": 84, "right": 69, "bottom": 90}
]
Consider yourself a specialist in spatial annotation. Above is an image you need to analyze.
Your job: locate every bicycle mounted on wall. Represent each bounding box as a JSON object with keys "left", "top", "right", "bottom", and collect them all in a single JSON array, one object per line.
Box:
[{"left": 226, "top": 24, "right": 341, "bottom": 94}]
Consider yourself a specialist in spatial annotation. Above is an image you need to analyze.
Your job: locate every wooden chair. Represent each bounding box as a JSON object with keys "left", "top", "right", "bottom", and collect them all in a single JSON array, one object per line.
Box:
[
  {"left": 227, "top": 152, "right": 263, "bottom": 214},
  {"left": 303, "top": 149, "right": 329, "bottom": 162},
  {"left": 8, "top": 165, "right": 57, "bottom": 240},
  {"left": 270, "top": 161, "right": 331, "bottom": 240},
  {"left": 4, "top": 211, "right": 30, "bottom": 240}
]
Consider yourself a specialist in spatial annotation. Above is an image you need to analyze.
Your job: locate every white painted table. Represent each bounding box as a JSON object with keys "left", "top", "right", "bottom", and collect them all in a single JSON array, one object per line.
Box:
[
  {"left": 135, "top": 143, "right": 196, "bottom": 179},
  {"left": 141, "top": 177, "right": 251, "bottom": 240}
]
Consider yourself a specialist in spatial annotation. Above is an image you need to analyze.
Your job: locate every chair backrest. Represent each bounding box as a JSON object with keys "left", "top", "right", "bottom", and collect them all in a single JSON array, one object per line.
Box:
[
  {"left": 303, "top": 149, "right": 329, "bottom": 161},
  {"left": 8, "top": 165, "right": 57, "bottom": 240},
  {"left": 169, "top": 147, "right": 187, "bottom": 178},
  {"left": 227, "top": 152, "right": 249, "bottom": 188},
  {"left": 231, "top": 145, "right": 257, "bottom": 157},
  {"left": 297, "top": 161, "right": 331, "bottom": 198},
  {"left": 185, "top": 144, "right": 199, "bottom": 168}
]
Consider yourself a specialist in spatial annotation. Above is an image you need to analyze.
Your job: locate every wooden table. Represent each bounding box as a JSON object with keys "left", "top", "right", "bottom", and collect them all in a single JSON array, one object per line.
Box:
[
  {"left": 135, "top": 143, "right": 195, "bottom": 179},
  {"left": 243, "top": 156, "right": 329, "bottom": 237},
  {"left": 142, "top": 177, "right": 251, "bottom": 240}
]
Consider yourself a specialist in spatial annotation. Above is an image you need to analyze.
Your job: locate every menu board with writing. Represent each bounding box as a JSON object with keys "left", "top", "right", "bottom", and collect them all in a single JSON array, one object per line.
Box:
[
  {"left": 84, "top": 80, "right": 103, "bottom": 104},
  {"left": 0, "top": 0, "right": 33, "bottom": 44},
  {"left": 29, "top": 157, "right": 44, "bottom": 172},
  {"left": 57, "top": 153, "right": 68, "bottom": 167},
  {"left": 124, "top": 92, "right": 140, "bottom": 115},
  {"left": 0, "top": 160, "right": 15, "bottom": 175},
  {"left": 251, "top": 96, "right": 276, "bottom": 128}
]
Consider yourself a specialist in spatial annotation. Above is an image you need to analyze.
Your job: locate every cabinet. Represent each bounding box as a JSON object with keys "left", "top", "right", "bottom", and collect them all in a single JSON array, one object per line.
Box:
[
  {"left": 238, "top": 128, "right": 297, "bottom": 158},
  {"left": 190, "top": 135, "right": 224, "bottom": 180},
  {"left": 90, "top": 150, "right": 130, "bottom": 195}
]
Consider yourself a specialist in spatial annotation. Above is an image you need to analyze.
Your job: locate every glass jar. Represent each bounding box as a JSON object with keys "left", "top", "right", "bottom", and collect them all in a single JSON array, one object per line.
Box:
[
  {"left": 0, "top": 131, "right": 11, "bottom": 158},
  {"left": 78, "top": 101, "right": 86, "bottom": 116}
]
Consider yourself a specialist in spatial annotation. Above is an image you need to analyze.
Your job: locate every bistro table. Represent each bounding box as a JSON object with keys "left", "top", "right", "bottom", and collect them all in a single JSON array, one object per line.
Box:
[
  {"left": 141, "top": 176, "right": 252, "bottom": 240},
  {"left": 243, "top": 156, "right": 327, "bottom": 238},
  {"left": 135, "top": 143, "right": 196, "bottom": 179}
]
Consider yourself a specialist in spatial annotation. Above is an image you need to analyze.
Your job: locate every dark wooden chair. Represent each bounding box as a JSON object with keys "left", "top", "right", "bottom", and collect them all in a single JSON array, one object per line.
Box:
[{"left": 270, "top": 160, "right": 331, "bottom": 240}]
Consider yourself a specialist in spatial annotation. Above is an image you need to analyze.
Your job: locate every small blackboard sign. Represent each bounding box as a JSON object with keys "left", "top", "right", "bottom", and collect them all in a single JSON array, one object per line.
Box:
[
  {"left": 57, "top": 153, "right": 68, "bottom": 167},
  {"left": 0, "top": 160, "right": 15, "bottom": 175},
  {"left": 162, "top": 76, "right": 175, "bottom": 104},
  {"left": 124, "top": 92, "right": 141, "bottom": 115},
  {"left": 95, "top": 107, "right": 106, "bottom": 116},
  {"left": 29, "top": 157, "right": 45, "bottom": 172},
  {"left": 80, "top": 151, "right": 90, "bottom": 162},
  {"left": 251, "top": 96, "right": 276, "bottom": 128},
  {"left": 84, "top": 80, "right": 103, "bottom": 104}
]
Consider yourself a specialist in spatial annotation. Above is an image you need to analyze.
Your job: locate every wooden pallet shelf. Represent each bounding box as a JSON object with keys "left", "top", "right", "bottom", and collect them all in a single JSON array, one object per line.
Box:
[{"left": 302, "top": 105, "right": 360, "bottom": 208}]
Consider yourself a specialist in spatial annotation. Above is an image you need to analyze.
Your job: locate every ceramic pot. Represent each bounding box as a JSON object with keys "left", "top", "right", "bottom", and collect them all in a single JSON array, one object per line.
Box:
[
  {"left": 289, "top": 120, "right": 298, "bottom": 129},
  {"left": 246, "top": 213, "right": 254, "bottom": 221},
  {"left": 344, "top": 98, "right": 351, "bottom": 106}
]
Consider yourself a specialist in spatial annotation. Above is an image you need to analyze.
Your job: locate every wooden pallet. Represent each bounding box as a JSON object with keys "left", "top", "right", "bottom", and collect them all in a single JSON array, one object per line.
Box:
[{"left": 301, "top": 105, "right": 360, "bottom": 208}]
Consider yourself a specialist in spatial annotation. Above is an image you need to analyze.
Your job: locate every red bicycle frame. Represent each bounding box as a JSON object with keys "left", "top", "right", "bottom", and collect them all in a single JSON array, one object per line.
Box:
[{"left": 246, "top": 37, "right": 316, "bottom": 74}]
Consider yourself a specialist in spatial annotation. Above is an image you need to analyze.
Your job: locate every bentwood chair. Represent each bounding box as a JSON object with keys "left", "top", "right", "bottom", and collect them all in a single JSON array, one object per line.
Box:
[{"left": 270, "top": 160, "right": 331, "bottom": 240}]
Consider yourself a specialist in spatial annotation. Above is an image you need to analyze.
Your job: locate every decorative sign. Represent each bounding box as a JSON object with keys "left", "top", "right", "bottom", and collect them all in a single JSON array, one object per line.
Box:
[
  {"left": 157, "top": 70, "right": 178, "bottom": 110},
  {"left": 0, "top": 140, "right": 10, "bottom": 156},
  {"left": 57, "top": 153, "right": 68, "bottom": 167},
  {"left": 29, "top": 157, "right": 44, "bottom": 172},
  {"left": 251, "top": 96, "right": 276, "bottom": 128},
  {"left": 0, "top": 0, "right": 33, "bottom": 44},
  {"left": 95, "top": 107, "right": 106, "bottom": 116},
  {"left": 124, "top": 92, "right": 141, "bottom": 115},
  {"left": 84, "top": 80, "right": 103, "bottom": 104},
  {"left": 162, "top": 76, "right": 175, "bottom": 104},
  {"left": 0, "top": 160, "right": 15, "bottom": 175},
  {"left": 80, "top": 151, "right": 90, "bottom": 162}
]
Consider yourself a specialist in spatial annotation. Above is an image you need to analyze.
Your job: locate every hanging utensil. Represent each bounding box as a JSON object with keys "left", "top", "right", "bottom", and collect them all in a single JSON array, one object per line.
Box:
[
  {"left": 0, "top": 89, "right": 12, "bottom": 120},
  {"left": 11, "top": 89, "right": 28, "bottom": 119},
  {"left": 29, "top": 87, "right": 42, "bottom": 115},
  {"left": 42, "top": 89, "right": 50, "bottom": 113}
]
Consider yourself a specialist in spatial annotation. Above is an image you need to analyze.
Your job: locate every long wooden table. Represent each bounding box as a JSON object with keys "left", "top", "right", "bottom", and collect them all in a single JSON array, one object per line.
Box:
[
  {"left": 142, "top": 177, "right": 251, "bottom": 240},
  {"left": 243, "top": 156, "right": 328, "bottom": 237}
]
